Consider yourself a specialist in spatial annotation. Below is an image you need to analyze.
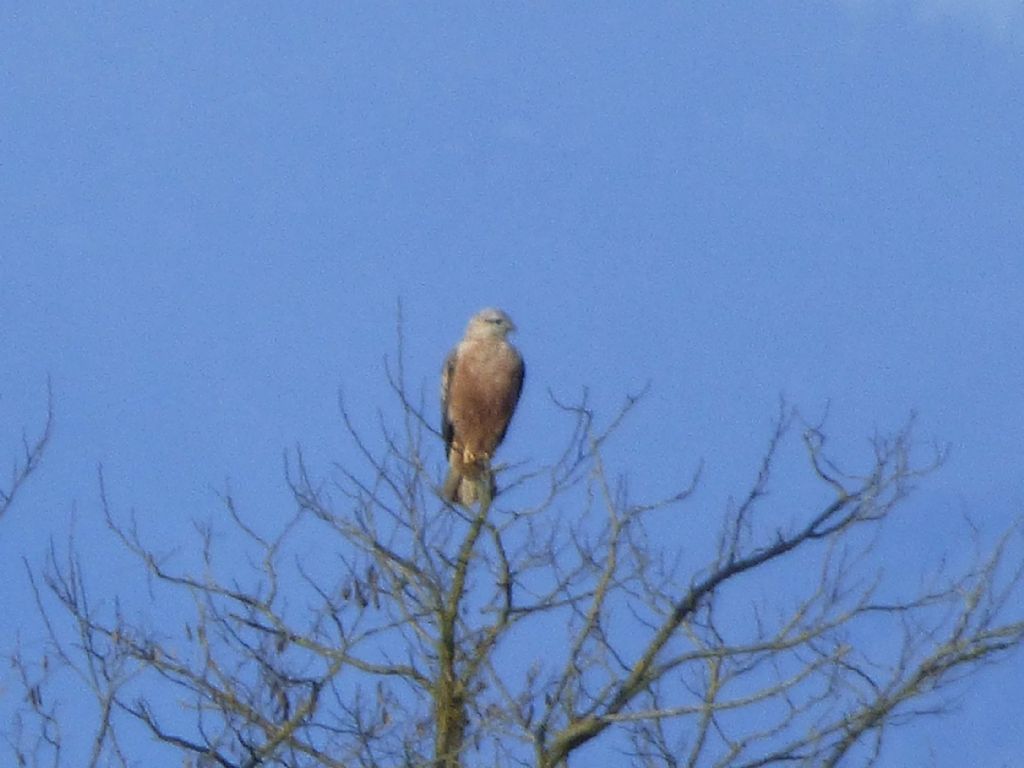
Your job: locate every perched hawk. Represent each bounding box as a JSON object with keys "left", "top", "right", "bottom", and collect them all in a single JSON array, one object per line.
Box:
[{"left": 441, "top": 308, "right": 525, "bottom": 507}]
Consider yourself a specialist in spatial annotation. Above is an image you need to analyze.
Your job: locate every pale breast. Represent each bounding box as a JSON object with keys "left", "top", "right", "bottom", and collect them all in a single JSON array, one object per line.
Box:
[{"left": 448, "top": 339, "right": 523, "bottom": 455}]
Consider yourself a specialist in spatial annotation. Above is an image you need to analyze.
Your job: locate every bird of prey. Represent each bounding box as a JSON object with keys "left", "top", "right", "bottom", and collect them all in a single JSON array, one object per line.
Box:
[{"left": 441, "top": 308, "right": 525, "bottom": 507}]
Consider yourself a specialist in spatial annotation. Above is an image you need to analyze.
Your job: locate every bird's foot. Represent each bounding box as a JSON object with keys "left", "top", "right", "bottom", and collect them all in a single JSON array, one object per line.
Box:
[{"left": 462, "top": 447, "right": 489, "bottom": 464}]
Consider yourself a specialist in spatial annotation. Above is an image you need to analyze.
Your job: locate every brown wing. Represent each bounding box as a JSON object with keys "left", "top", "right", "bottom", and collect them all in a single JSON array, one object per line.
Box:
[
  {"left": 494, "top": 355, "right": 525, "bottom": 446},
  {"left": 441, "top": 347, "right": 457, "bottom": 456}
]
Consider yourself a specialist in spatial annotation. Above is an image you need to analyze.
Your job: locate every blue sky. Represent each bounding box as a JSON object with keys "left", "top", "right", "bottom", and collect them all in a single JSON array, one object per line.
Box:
[{"left": 2, "top": 3, "right": 1023, "bottom": 765}]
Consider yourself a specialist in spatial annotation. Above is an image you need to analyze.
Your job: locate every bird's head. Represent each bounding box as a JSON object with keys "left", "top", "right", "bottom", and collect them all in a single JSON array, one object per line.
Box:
[{"left": 466, "top": 308, "right": 517, "bottom": 340}]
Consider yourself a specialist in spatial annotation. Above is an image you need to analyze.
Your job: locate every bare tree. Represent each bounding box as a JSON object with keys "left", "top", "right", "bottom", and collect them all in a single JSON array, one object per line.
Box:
[
  {"left": 8, "top": 352, "right": 1023, "bottom": 768},
  {"left": 2, "top": 381, "right": 55, "bottom": 765}
]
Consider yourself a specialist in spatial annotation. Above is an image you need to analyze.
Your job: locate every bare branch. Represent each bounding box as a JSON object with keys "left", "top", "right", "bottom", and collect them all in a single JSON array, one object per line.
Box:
[
  {"left": 1, "top": 379, "right": 53, "bottom": 520},
  {"left": 10, "top": 328, "right": 1023, "bottom": 768}
]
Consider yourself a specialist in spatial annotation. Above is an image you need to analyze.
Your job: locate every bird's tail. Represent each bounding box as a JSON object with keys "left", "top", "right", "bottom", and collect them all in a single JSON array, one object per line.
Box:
[{"left": 442, "top": 451, "right": 495, "bottom": 507}]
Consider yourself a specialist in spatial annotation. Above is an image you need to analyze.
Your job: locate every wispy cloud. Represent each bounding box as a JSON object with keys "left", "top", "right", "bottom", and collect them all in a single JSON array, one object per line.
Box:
[
  {"left": 839, "top": 0, "right": 1024, "bottom": 45},
  {"left": 917, "top": 0, "right": 1024, "bottom": 34}
]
